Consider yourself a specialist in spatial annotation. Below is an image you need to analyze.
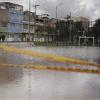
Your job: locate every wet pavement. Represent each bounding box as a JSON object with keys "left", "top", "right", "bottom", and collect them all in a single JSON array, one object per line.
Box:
[{"left": 0, "top": 45, "right": 100, "bottom": 100}]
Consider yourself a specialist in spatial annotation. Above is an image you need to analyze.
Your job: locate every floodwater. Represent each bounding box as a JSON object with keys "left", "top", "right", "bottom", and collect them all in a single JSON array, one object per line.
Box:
[{"left": 0, "top": 45, "right": 100, "bottom": 100}]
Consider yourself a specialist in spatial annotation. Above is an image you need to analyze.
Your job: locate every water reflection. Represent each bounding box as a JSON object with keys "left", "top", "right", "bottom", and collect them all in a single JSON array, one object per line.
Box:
[
  {"left": 0, "top": 46, "right": 100, "bottom": 100},
  {"left": 26, "top": 46, "right": 100, "bottom": 63},
  {"left": 30, "top": 70, "right": 100, "bottom": 100},
  {"left": 0, "top": 68, "right": 23, "bottom": 84}
]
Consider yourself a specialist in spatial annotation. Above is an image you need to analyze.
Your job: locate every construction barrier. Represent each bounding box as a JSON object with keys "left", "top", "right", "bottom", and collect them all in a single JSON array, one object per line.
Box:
[
  {"left": 0, "top": 63, "right": 100, "bottom": 75},
  {"left": 0, "top": 45, "right": 100, "bottom": 67}
]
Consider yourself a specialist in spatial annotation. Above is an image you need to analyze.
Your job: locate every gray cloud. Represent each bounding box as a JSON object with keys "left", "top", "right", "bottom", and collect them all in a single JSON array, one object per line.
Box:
[{"left": 0, "top": 0, "right": 100, "bottom": 20}]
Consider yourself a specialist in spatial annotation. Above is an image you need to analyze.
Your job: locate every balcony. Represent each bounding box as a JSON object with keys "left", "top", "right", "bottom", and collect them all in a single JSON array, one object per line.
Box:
[
  {"left": 23, "top": 21, "right": 34, "bottom": 25},
  {"left": 0, "top": 27, "right": 8, "bottom": 32},
  {"left": 23, "top": 29, "right": 34, "bottom": 34}
]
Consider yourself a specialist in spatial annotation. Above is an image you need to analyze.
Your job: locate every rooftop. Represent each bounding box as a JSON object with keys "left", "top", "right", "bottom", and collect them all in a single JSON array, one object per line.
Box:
[{"left": 0, "top": 2, "right": 23, "bottom": 7}]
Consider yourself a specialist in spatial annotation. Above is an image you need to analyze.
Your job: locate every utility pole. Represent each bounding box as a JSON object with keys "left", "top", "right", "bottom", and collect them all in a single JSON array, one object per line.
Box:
[
  {"left": 56, "top": 3, "right": 62, "bottom": 44},
  {"left": 29, "top": 0, "right": 31, "bottom": 41},
  {"left": 69, "top": 12, "right": 72, "bottom": 44},
  {"left": 56, "top": 6, "right": 57, "bottom": 19},
  {"left": 33, "top": 4, "right": 40, "bottom": 34},
  {"left": 56, "top": 3, "right": 62, "bottom": 19},
  {"left": 28, "top": 1, "right": 31, "bottom": 100}
]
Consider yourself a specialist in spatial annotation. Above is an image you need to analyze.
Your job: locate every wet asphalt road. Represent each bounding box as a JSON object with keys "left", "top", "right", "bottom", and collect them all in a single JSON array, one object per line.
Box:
[{"left": 0, "top": 45, "right": 100, "bottom": 100}]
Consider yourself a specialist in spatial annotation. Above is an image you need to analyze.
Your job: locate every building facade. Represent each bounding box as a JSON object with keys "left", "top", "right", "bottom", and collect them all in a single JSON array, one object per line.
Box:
[
  {"left": 23, "top": 11, "right": 35, "bottom": 41},
  {"left": 0, "top": 2, "right": 23, "bottom": 41},
  {"left": 0, "top": 5, "right": 8, "bottom": 41},
  {"left": 72, "top": 16, "right": 89, "bottom": 31}
]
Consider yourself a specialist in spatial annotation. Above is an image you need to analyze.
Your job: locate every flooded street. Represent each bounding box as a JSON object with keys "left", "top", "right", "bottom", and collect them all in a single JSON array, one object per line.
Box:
[{"left": 0, "top": 45, "right": 100, "bottom": 100}]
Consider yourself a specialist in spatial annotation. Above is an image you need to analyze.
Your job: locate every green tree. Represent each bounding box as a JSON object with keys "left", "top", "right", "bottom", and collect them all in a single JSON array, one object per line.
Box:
[{"left": 91, "top": 19, "right": 100, "bottom": 38}]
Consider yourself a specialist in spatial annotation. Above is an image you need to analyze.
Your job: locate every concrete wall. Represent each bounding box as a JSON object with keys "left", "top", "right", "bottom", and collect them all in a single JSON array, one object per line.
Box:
[
  {"left": 23, "top": 11, "right": 35, "bottom": 34},
  {"left": 8, "top": 8, "right": 23, "bottom": 33},
  {"left": 0, "top": 9, "right": 8, "bottom": 33},
  {"left": 0, "top": 9, "right": 8, "bottom": 22}
]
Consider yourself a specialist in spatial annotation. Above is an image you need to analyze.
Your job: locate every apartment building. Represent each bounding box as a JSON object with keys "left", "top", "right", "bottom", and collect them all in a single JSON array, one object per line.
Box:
[
  {"left": 0, "top": 2, "right": 23, "bottom": 41},
  {"left": 72, "top": 16, "right": 89, "bottom": 31},
  {"left": 23, "top": 11, "right": 35, "bottom": 41}
]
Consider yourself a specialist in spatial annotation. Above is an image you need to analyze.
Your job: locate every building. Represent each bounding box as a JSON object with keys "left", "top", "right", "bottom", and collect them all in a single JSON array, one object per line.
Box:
[
  {"left": 36, "top": 15, "right": 47, "bottom": 34},
  {"left": 48, "top": 18, "right": 57, "bottom": 29},
  {"left": 72, "top": 16, "right": 89, "bottom": 31},
  {"left": 23, "top": 11, "right": 35, "bottom": 41},
  {"left": 34, "top": 15, "right": 48, "bottom": 42},
  {"left": 36, "top": 16, "right": 57, "bottom": 34},
  {"left": 0, "top": 6, "right": 8, "bottom": 42},
  {"left": 0, "top": 2, "right": 23, "bottom": 41}
]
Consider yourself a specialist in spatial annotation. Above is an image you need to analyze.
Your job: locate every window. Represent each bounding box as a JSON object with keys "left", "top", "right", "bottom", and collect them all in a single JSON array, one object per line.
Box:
[
  {"left": 23, "top": 24, "right": 28, "bottom": 29},
  {"left": 15, "top": 6, "right": 23, "bottom": 11},
  {"left": 24, "top": 15, "right": 29, "bottom": 21},
  {"left": 11, "top": 23, "right": 16, "bottom": 27},
  {"left": 0, "top": 6, "right": 6, "bottom": 9},
  {"left": 30, "top": 25, "right": 33, "bottom": 30},
  {"left": 1, "top": 22, "right": 7, "bottom": 27}
]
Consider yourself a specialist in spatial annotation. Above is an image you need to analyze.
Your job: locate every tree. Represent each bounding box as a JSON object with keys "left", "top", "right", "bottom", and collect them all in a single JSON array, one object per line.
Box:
[
  {"left": 91, "top": 19, "right": 100, "bottom": 38},
  {"left": 74, "top": 21, "right": 84, "bottom": 34},
  {"left": 56, "top": 20, "right": 70, "bottom": 41},
  {"left": 70, "top": 21, "right": 84, "bottom": 43}
]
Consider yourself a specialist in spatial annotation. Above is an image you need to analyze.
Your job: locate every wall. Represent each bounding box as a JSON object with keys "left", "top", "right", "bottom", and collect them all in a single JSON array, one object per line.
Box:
[
  {"left": 0, "top": 9, "right": 8, "bottom": 22},
  {"left": 23, "top": 11, "right": 35, "bottom": 34},
  {"left": 8, "top": 7, "right": 23, "bottom": 33},
  {"left": 0, "top": 9, "right": 8, "bottom": 33}
]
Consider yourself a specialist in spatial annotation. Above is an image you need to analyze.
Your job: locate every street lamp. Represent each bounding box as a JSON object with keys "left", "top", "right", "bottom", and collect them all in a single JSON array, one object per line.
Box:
[
  {"left": 33, "top": 4, "right": 40, "bottom": 15},
  {"left": 33, "top": 4, "right": 40, "bottom": 33},
  {"left": 56, "top": 3, "right": 62, "bottom": 19}
]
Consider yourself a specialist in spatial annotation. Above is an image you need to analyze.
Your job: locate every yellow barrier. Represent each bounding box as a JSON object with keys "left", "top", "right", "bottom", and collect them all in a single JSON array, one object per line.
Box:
[
  {"left": 0, "top": 45, "right": 100, "bottom": 67},
  {"left": 0, "top": 63, "right": 100, "bottom": 74}
]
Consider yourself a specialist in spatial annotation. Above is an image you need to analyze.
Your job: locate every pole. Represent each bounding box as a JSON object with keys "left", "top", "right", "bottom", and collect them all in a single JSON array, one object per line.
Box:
[
  {"left": 69, "top": 23, "right": 72, "bottom": 43},
  {"left": 69, "top": 12, "right": 72, "bottom": 44},
  {"left": 28, "top": 0, "right": 32, "bottom": 100},
  {"left": 56, "top": 6, "right": 57, "bottom": 19},
  {"left": 56, "top": 3, "right": 62, "bottom": 19},
  {"left": 34, "top": 5, "right": 37, "bottom": 35},
  {"left": 33, "top": 5, "right": 39, "bottom": 36},
  {"left": 93, "top": 37, "right": 94, "bottom": 46},
  {"left": 55, "top": 3, "right": 62, "bottom": 44},
  {"left": 29, "top": 0, "right": 31, "bottom": 42},
  {"left": 79, "top": 36, "right": 80, "bottom": 46}
]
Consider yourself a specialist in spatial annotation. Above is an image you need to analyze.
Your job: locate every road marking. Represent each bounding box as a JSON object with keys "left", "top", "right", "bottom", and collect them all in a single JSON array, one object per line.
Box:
[
  {"left": 0, "top": 45, "right": 100, "bottom": 67},
  {"left": 0, "top": 63, "right": 100, "bottom": 75}
]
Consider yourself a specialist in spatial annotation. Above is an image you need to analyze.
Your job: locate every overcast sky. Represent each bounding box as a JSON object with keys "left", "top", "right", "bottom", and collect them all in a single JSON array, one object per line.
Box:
[{"left": 0, "top": 0, "right": 100, "bottom": 20}]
